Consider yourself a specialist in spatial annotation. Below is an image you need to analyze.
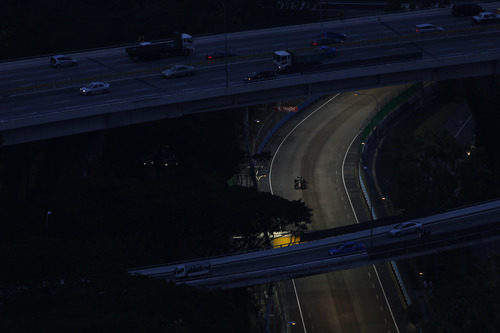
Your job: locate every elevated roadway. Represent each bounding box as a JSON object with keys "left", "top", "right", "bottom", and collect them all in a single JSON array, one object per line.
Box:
[
  {"left": 130, "top": 199, "right": 500, "bottom": 289},
  {"left": 2, "top": 5, "right": 500, "bottom": 144}
]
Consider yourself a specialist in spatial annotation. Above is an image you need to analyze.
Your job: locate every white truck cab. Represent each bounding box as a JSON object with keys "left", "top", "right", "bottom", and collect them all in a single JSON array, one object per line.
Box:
[
  {"left": 180, "top": 33, "right": 195, "bottom": 54},
  {"left": 273, "top": 50, "right": 292, "bottom": 71}
]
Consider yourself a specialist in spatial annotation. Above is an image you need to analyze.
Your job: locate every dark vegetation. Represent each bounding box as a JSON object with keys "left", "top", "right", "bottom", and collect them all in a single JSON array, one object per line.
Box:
[
  {"left": 0, "top": 110, "right": 311, "bottom": 331},
  {"left": 0, "top": 0, "right": 325, "bottom": 59},
  {"left": 1, "top": 274, "right": 255, "bottom": 332},
  {"left": 381, "top": 79, "right": 500, "bottom": 215},
  {"left": 378, "top": 78, "right": 500, "bottom": 331}
]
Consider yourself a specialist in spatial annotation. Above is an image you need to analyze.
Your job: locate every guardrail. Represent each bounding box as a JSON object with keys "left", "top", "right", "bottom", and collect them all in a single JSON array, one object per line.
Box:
[
  {"left": 184, "top": 220, "right": 500, "bottom": 289},
  {"left": 127, "top": 197, "right": 500, "bottom": 289}
]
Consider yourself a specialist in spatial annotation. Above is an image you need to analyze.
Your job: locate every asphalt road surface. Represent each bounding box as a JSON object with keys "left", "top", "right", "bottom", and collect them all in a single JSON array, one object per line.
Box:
[{"left": 265, "top": 86, "right": 408, "bottom": 332}]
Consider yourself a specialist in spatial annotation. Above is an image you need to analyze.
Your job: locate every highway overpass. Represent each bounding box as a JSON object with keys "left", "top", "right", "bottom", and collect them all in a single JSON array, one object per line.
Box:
[
  {"left": 1, "top": 6, "right": 500, "bottom": 145},
  {"left": 130, "top": 199, "right": 500, "bottom": 289}
]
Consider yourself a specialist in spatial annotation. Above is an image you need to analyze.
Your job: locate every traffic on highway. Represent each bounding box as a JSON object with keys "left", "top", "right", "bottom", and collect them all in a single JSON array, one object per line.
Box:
[{"left": 2, "top": 4, "right": 500, "bottom": 123}]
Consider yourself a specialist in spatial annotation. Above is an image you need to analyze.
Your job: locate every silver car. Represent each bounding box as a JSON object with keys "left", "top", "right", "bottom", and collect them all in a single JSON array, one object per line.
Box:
[
  {"left": 388, "top": 221, "right": 424, "bottom": 237},
  {"left": 415, "top": 24, "right": 444, "bottom": 33},
  {"left": 80, "top": 81, "right": 110, "bottom": 96},
  {"left": 50, "top": 55, "right": 78, "bottom": 68},
  {"left": 162, "top": 64, "right": 195, "bottom": 78}
]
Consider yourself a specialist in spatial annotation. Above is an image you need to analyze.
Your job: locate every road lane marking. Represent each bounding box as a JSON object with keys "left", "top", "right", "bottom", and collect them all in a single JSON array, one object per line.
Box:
[
  {"left": 268, "top": 93, "right": 341, "bottom": 333},
  {"left": 269, "top": 93, "right": 341, "bottom": 194},
  {"left": 342, "top": 109, "right": 401, "bottom": 333},
  {"left": 292, "top": 279, "right": 308, "bottom": 333},
  {"left": 454, "top": 114, "right": 472, "bottom": 138}
]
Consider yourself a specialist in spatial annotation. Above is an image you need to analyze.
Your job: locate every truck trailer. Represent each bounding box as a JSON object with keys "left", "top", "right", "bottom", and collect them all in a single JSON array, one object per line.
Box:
[
  {"left": 273, "top": 48, "right": 329, "bottom": 73},
  {"left": 125, "top": 32, "right": 194, "bottom": 60},
  {"left": 273, "top": 47, "right": 422, "bottom": 74}
]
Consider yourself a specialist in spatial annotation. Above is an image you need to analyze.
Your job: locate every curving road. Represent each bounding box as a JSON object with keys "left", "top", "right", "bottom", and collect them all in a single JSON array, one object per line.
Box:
[{"left": 267, "top": 87, "right": 407, "bottom": 332}]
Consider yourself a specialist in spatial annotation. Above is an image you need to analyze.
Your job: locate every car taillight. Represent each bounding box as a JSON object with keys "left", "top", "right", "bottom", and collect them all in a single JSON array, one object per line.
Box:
[
  {"left": 312, "top": 42, "right": 317, "bottom": 46},
  {"left": 207, "top": 56, "right": 212, "bottom": 59}
]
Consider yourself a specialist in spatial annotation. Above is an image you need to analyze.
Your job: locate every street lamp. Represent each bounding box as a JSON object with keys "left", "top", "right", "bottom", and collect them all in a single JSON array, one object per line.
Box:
[
  {"left": 45, "top": 210, "right": 52, "bottom": 239},
  {"left": 217, "top": 0, "right": 229, "bottom": 88},
  {"left": 354, "top": 91, "right": 381, "bottom": 147}
]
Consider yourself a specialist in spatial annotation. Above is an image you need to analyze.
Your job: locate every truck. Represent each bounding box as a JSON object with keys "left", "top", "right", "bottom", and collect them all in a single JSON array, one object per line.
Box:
[
  {"left": 273, "top": 46, "right": 423, "bottom": 74},
  {"left": 273, "top": 48, "right": 330, "bottom": 73},
  {"left": 125, "top": 32, "right": 194, "bottom": 60}
]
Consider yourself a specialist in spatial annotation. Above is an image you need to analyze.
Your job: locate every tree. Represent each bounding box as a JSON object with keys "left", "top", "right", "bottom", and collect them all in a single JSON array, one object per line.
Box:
[
  {"left": 464, "top": 76, "right": 500, "bottom": 174},
  {"left": 221, "top": 186, "right": 312, "bottom": 249},
  {"left": 392, "top": 131, "right": 463, "bottom": 215},
  {"left": 424, "top": 255, "right": 500, "bottom": 332},
  {"left": 0, "top": 271, "right": 258, "bottom": 332}
]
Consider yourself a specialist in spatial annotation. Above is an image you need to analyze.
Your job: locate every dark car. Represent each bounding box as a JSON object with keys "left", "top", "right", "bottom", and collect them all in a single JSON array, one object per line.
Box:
[
  {"left": 312, "top": 31, "right": 347, "bottom": 46},
  {"left": 415, "top": 24, "right": 444, "bottom": 33},
  {"left": 328, "top": 241, "right": 366, "bottom": 256},
  {"left": 452, "top": 3, "right": 483, "bottom": 16},
  {"left": 161, "top": 64, "right": 195, "bottom": 78},
  {"left": 79, "top": 81, "right": 110, "bottom": 96},
  {"left": 243, "top": 70, "right": 276, "bottom": 82},
  {"left": 206, "top": 51, "right": 238, "bottom": 60},
  {"left": 319, "top": 46, "right": 337, "bottom": 57},
  {"left": 294, "top": 176, "right": 307, "bottom": 190}
]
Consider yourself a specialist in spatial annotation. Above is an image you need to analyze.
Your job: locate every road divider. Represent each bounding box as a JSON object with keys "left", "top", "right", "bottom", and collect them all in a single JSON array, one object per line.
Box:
[{"left": 2, "top": 23, "right": 498, "bottom": 97}]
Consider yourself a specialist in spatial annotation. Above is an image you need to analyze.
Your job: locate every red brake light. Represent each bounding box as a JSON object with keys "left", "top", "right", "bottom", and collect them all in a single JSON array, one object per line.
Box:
[
  {"left": 207, "top": 55, "right": 212, "bottom": 59},
  {"left": 312, "top": 42, "right": 317, "bottom": 46}
]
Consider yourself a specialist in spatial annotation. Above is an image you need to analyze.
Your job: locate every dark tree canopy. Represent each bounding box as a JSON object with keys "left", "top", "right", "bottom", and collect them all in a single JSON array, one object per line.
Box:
[
  {"left": 0, "top": 0, "right": 320, "bottom": 59},
  {"left": 0, "top": 106, "right": 309, "bottom": 331}
]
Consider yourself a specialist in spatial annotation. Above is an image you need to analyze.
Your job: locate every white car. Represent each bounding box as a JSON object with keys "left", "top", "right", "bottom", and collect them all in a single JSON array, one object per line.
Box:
[
  {"left": 388, "top": 221, "right": 425, "bottom": 237},
  {"left": 415, "top": 24, "right": 444, "bottom": 33},
  {"left": 50, "top": 55, "right": 78, "bottom": 68},
  {"left": 79, "top": 81, "right": 110, "bottom": 96},
  {"left": 161, "top": 64, "right": 195, "bottom": 78},
  {"left": 472, "top": 12, "right": 500, "bottom": 24}
]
